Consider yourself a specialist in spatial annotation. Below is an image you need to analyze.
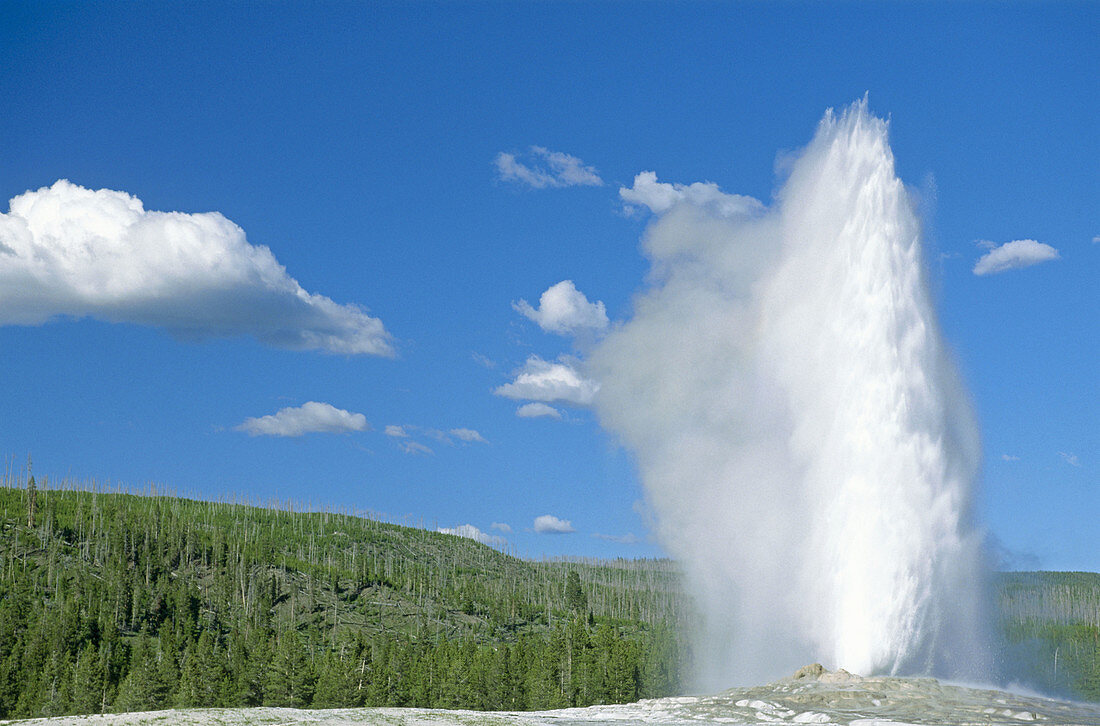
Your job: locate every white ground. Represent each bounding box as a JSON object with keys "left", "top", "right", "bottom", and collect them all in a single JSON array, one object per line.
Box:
[{"left": 7, "top": 673, "right": 1100, "bottom": 726}]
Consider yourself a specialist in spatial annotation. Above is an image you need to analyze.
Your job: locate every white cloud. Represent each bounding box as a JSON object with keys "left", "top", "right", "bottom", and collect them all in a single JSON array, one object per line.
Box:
[
  {"left": 386, "top": 424, "right": 486, "bottom": 449},
  {"left": 1001, "top": 454, "right": 1020, "bottom": 462},
  {"left": 973, "top": 239, "right": 1060, "bottom": 276},
  {"left": 236, "top": 401, "right": 368, "bottom": 437},
  {"left": 513, "top": 280, "right": 609, "bottom": 336},
  {"left": 422, "top": 428, "right": 453, "bottom": 442},
  {"left": 398, "top": 440, "right": 433, "bottom": 456},
  {"left": 533, "top": 514, "right": 575, "bottom": 534},
  {"left": 0, "top": 181, "right": 393, "bottom": 355},
  {"left": 449, "top": 427, "right": 488, "bottom": 443},
  {"left": 495, "top": 147, "right": 603, "bottom": 189},
  {"left": 1058, "top": 451, "right": 1081, "bottom": 467},
  {"left": 620, "top": 171, "right": 763, "bottom": 218},
  {"left": 516, "top": 402, "right": 562, "bottom": 419},
  {"left": 494, "top": 355, "right": 599, "bottom": 406},
  {"left": 592, "top": 532, "right": 640, "bottom": 545},
  {"left": 490, "top": 522, "right": 512, "bottom": 533},
  {"left": 1092, "top": 235, "right": 1099, "bottom": 244},
  {"left": 438, "top": 524, "right": 506, "bottom": 547},
  {"left": 471, "top": 352, "right": 496, "bottom": 369}
]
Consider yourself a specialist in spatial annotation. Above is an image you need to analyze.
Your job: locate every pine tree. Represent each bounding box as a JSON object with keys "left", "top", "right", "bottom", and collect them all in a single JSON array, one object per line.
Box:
[
  {"left": 264, "top": 631, "right": 314, "bottom": 707},
  {"left": 566, "top": 571, "right": 587, "bottom": 614},
  {"left": 312, "top": 649, "right": 358, "bottom": 708},
  {"left": 39, "top": 649, "right": 73, "bottom": 717},
  {"left": 69, "top": 644, "right": 107, "bottom": 715},
  {"left": 113, "top": 634, "right": 157, "bottom": 712}
]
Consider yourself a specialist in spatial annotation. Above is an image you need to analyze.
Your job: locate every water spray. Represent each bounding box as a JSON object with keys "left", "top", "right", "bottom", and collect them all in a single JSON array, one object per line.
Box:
[{"left": 592, "top": 99, "right": 991, "bottom": 689}]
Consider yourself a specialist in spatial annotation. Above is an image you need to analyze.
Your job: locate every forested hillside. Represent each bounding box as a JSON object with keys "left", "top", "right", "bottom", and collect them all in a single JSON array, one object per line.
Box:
[
  {"left": 0, "top": 479, "right": 686, "bottom": 719},
  {"left": 998, "top": 571, "right": 1100, "bottom": 700},
  {"left": 1, "top": 478, "right": 1098, "bottom": 721}
]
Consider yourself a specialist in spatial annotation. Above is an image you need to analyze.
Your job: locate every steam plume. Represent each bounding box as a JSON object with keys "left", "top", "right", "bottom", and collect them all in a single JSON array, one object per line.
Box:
[{"left": 591, "top": 100, "right": 990, "bottom": 688}]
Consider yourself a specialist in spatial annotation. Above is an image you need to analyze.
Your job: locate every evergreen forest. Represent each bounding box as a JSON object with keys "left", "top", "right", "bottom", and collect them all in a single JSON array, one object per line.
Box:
[
  {"left": 0, "top": 478, "right": 1097, "bottom": 720},
  {"left": 998, "top": 570, "right": 1100, "bottom": 700},
  {"left": 0, "top": 479, "right": 684, "bottom": 719}
]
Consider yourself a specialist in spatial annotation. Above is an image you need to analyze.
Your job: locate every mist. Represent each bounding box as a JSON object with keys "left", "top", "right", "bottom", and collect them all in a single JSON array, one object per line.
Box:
[{"left": 591, "top": 100, "right": 992, "bottom": 690}]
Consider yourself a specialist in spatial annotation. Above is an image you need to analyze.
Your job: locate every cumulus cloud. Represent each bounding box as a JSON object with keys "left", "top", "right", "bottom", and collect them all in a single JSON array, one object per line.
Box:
[
  {"left": 449, "top": 427, "right": 488, "bottom": 443},
  {"left": 490, "top": 522, "right": 512, "bottom": 533},
  {"left": 494, "top": 355, "right": 598, "bottom": 406},
  {"left": 533, "top": 514, "right": 575, "bottom": 534},
  {"left": 0, "top": 181, "right": 393, "bottom": 355},
  {"left": 438, "top": 524, "right": 506, "bottom": 548},
  {"left": 592, "top": 532, "right": 640, "bottom": 544},
  {"left": 513, "top": 280, "right": 609, "bottom": 336},
  {"left": 516, "top": 402, "right": 562, "bottom": 419},
  {"left": 620, "top": 171, "right": 763, "bottom": 218},
  {"left": 384, "top": 425, "right": 408, "bottom": 437},
  {"left": 236, "top": 401, "right": 368, "bottom": 437},
  {"left": 973, "top": 239, "right": 1060, "bottom": 275},
  {"left": 495, "top": 147, "right": 603, "bottom": 188}
]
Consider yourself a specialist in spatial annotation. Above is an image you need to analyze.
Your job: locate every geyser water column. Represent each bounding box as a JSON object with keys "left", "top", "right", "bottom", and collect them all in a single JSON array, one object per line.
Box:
[{"left": 591, "top": 100, "right": 990, "bottom": 689}]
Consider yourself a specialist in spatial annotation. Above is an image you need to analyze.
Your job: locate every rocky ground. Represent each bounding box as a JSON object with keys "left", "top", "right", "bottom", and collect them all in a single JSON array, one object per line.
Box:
[{"left": 8, "top": 665, "right": 1100, "bottom": 726}]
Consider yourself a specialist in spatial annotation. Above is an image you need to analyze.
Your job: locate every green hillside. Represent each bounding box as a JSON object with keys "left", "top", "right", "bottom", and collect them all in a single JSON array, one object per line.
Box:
[
  {"left": 0, "top": 480, "right": 686, "bottom": 719},
  {"left": 997, "top": 571, "right": 1100, "bottom": 699},
  {"left": 1, "top": 478, "right": 1098, "bottom": 721}
]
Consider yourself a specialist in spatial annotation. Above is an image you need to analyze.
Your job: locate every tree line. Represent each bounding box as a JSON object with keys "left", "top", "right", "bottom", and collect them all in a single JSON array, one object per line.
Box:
[
  {"left": 2, "top": 477, "right": 1098, "bottom": 718},
  {"left": 997, "top": 571, "right": 1100, "bottom": 700},
  {"left": 0, "top": 479, "right": 686, "bottom": 718}
]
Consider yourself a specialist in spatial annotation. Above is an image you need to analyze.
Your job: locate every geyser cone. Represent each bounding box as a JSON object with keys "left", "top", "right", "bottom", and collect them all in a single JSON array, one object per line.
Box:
[{"left": 591, "top": 100, "right": 990, "bottom": 689}]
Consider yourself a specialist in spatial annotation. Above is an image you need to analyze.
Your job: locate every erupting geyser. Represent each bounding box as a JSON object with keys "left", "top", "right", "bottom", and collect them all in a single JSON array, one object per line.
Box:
[{"left": 591, "top": 100, "right": 991, "bottom": 689}]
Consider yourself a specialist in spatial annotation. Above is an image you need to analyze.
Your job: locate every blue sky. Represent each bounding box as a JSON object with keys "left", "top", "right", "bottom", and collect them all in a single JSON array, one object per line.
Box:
[{"left": 0, "top": 2, "right": 1095, "bottom": 567}]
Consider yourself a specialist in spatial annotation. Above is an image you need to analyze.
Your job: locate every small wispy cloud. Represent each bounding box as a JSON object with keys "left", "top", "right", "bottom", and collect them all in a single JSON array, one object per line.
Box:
[
  {"left": 236, "top": 401, "right": 368, "bottom": 437},
  {"left": 385, "top": 424, "right": 486, "bottom": 449},
  {"left": 592, "top": 532, "right": 640, "bottom": 545},
  {"left": 516, "top": 402, "right": 562, "bottom": 419},
  {"left": 973, "top": 239, "right": 1060, "bottom": 276},
  {"left": 0, "top": 180, "right": 393, "bottom": 355},
  {"left": 438, "top": 524, "right": 506, "bottom": 548},
  {"left": 471, "top": 352, "right": 496, "bottom": 369},
  {"left": 495, "top": 147, "right": 603, "bottom": 189},
  {"left": 619, "top": 171, "right": 763, "bottom": 217},
  {"left": 533, "top": 514, "right": 575, "bottom": 534},
  {"left": 490, "top": 522, "right": 512, "bottom": 533},
  {"left": 422, "top": 428, "right": 453, "bottom": 442},
  {"left": 449, "top": 428, "right": 489, "bottom": 444},
  {"left": 399, "top": 440, "right": 433, "bottom": 456},
  {"left": 988, "top": 533, "right": 1042, "bottom": 571},
  {"left": 495, "top": 355, "right": 598, "bottom": 406},
  {"left": 514, "top": 280, "right": 609, "bottom": 336},
  {"left": 1001, "top": 454, "right": 1020, "bottom": 462},
  {"left": 1058, "top": 451, "right": 1081, "bottom": 467}
]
